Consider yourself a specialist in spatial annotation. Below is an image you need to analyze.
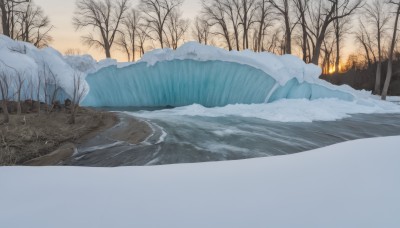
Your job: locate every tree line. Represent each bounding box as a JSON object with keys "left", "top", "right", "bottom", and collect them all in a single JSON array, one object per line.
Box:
[
  {"left": 1, "top": 0, "right": 400, "bottom": 100},
  {"left": 0, "top": 0, "right": 53, "bottom": 47}
]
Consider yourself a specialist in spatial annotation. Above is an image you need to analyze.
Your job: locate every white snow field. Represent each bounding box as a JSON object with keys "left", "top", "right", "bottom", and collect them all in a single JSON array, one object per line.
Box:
[{"left": 1, "top": 136, "right": 400, "bottom": 228}]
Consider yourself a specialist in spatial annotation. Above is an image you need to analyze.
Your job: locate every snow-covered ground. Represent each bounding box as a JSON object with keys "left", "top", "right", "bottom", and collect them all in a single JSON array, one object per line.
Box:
[
  {"left": 387, "top": 96, "right": 400, "bottom": 103},
  {"left": 1, "top": 136, "right": 399, "bottom": 228}
]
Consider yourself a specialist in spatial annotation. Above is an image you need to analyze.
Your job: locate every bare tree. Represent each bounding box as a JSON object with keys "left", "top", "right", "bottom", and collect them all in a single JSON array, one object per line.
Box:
[
  {"left": 220, "top": 0, "right": 241, "bottom": 50},
  {"left": 0, "top": 0, "right": 53, "bottom": 47},
  {"left": 321, "top": 37, "right": 335, "bottom": 74},
  {"left": 237, "top": 0, "right": 257, "bottom": 49},
  {"left": 16, "top": 2, "right": 53, "bottom": 47},
  {"left": 254, "top": 0, "right": 273, "bottom": 52},
  {"left": 0, "top": 0, "right": 29, "bottom": 38},
  {"left": 36, "top": 65, "right": 42, "bottom": 115},
  {"left": 294, "top": 0, "right": 309, "bottom": 61},
  {"left": 64, "top": 48, "right": 82, "bottom": 56},
  {"left": 164, "top": 10, "right": 189, "bottom": 50},
  {"left": 13, "top": 70, "right": 24, "bottom": 115},
  {"left": 69, "top": 72, "right": 87, "bottom": 124},
  {"left": 137, "top": 22, "right": 151, "bottom": 56},
  {"left": 118, "top": 9, "right": 142, "bottom": 61},
  {"left": 38, "top": 61, "right": 60, "bottom": 113},
  {"left": 269, "top": 0, "right": 293, "bottom": 54},
  {"left": 333, "top": 15, "right": 351, "bottom": 73},
  {"left": 192, "top": 16, "right": 212, "bottom": 45},
  {"left": 365, "top": 0, "right": 390, "bottom": 95},
  {"left": 308, "top": 0, "right": 362, "bottom": 65},
  {"left": 382, "top": 0, "right": 400, "bottom": 100},
  {"left": 201, "top": 0, "right": 233, "bottom": 50},
  {"left": 0, "top": 70, "right": 10, "bottom": 124},
  {"left": 139, "top": 0, "right": 183, "bottom": 49},
  {"left": 73, "top": 0, "right": 130, "bottom": 58},
  {"left": 354, "top": 20, "right": 373, "bottom": 68},
  {"left": 265, "top": 27, "right": 283, "bottom": 54}
]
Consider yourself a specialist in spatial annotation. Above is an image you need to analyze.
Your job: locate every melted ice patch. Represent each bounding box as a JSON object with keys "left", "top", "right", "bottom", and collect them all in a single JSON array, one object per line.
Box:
[{"left": 132, "top": 98, "right": 400, "bottom": 123}]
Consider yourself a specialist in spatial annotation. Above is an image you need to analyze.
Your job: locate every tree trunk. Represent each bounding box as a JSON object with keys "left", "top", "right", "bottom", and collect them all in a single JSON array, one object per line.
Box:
[
  {"left": 132, "top": 36, "right": 136, "bottom": 62},
  {"left": 311, "top": 23, "right": 330, "bottom": 65},
  {"left": 301, "top": 23, "right": 307, "bottom": 62},
  {"left": 1, "top": 100, "right": 9, "bottom": 124},
  {"left": 17, "top": 92, "right": 21, "bottom": 116},
  {"left": 233, "top": 27, "right": 240, "bottom": 51},
  {"left": 335, "top": 32, "right": 340, "bottom": 72},
  {"left": 375, "top": 33, "right": 382, "bottom": 95},
  {"left": 375, "top": 62, "right": 382, "bottom": 94},
  {"left": 362, "top": 42, "right": 372, "bottom": 68},
  {"left": 159, "top": 30, "right": 164, "bottom": 48},
  {"left": 1, "top": 3, "right": 10, "bottom": 37},
  {"left": 284, "top": 15, "right": 291, "bottom": 54},
  {"left": 105, "top": 45, "right": 111, "bottom": 58},
  {"left": 311, "top": 37, "right": 323, "bottom": 65},
  {"left": 69, "top": 104, "right": 78, "bottom": 125},
  {"left": 37, "top": 82, "right": 41, "bottom": 116},
  {"left": 382, "top": 4, "right": 400, "bottom": 100},
  {"left": 382, "top": 61, "right": 393, "bottom": 100}
]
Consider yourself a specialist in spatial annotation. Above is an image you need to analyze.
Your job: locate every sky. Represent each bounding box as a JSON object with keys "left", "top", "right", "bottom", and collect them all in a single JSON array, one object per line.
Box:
[
  {"left": 34, "top": 0, "right": 201, "bottom": 61},
  {"left": 33, "top": 0, "right": 363, "bottom": 63}
]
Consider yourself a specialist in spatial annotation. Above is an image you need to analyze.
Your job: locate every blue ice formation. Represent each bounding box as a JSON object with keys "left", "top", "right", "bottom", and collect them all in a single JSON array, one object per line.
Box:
[{"left": 82, "top": 59, "right": 354, "bottom": 107}]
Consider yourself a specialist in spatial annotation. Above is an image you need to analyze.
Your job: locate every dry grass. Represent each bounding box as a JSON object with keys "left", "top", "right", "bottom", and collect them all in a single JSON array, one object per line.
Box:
[{"left": 0, "top": 109, "right": 117, "bottom": 165}]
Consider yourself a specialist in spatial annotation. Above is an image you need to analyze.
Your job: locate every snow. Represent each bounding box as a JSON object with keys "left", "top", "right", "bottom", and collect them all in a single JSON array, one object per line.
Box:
[
  {"left": 83, "top": 42, "right": 366, "bottom": 107},
  {"left": 131, "top": 98, "right": 400, "bottom": 122},
  {"left": 1, "top": 136, "right": 399, "bottom": 228},
  {"left": 381, "top": 96, "right": 400, "bottom": 103},
  {"left": 0, "top": 34, "right": 397, "bottom": 113},
  {"left": 0, "top": 35, "right": 89, "bottom": 98}
]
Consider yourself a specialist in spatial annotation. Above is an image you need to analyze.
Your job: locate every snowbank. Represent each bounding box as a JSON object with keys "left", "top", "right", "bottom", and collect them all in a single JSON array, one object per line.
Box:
[
  {"left": 131, "top": 98, "right": 400, "bottom": 122},
  {"left": 1, "top": 136, "right": 399, "bottom": 228}
]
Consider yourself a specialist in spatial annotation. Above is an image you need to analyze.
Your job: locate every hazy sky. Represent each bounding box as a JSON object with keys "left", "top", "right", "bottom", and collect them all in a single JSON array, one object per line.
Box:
[
  {"left": 34, "top": 0, "right": 360, "bottom": 62},
  {"left": 34, "top": 0, "right": 201, "bottom": 61}
]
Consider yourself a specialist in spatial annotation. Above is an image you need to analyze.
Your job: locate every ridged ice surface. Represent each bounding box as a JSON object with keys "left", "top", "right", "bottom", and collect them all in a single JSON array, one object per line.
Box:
[{"left": 82, "top": 60, "right": 354, "bottom": 107}]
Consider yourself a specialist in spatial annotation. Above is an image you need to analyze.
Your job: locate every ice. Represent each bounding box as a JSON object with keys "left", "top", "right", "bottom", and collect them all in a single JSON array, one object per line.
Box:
[
  {"left": 0, "top": 35, "right": 394, "bottom": 109},
  {"left": 82, "top": 59, "right": 354, "bottom": 107},
  {"left": 82, "top": 42, "right": 359, "bottom": 107}
]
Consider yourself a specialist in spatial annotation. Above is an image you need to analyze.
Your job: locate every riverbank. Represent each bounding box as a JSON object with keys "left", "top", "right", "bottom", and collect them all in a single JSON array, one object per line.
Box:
[{"left": 0, "top": 108, "right": 118, "bottom": 166}]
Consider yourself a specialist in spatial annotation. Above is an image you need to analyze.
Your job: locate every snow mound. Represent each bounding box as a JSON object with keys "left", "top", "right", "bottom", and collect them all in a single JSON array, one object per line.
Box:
[{"left": 1, "top": 136, "right": 399, "bottom": 228}]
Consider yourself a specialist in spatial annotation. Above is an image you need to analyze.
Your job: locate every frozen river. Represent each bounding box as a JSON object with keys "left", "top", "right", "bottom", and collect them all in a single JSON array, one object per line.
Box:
[{"left": 63, "top": 110, "right": 400, "bottom": 167}]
